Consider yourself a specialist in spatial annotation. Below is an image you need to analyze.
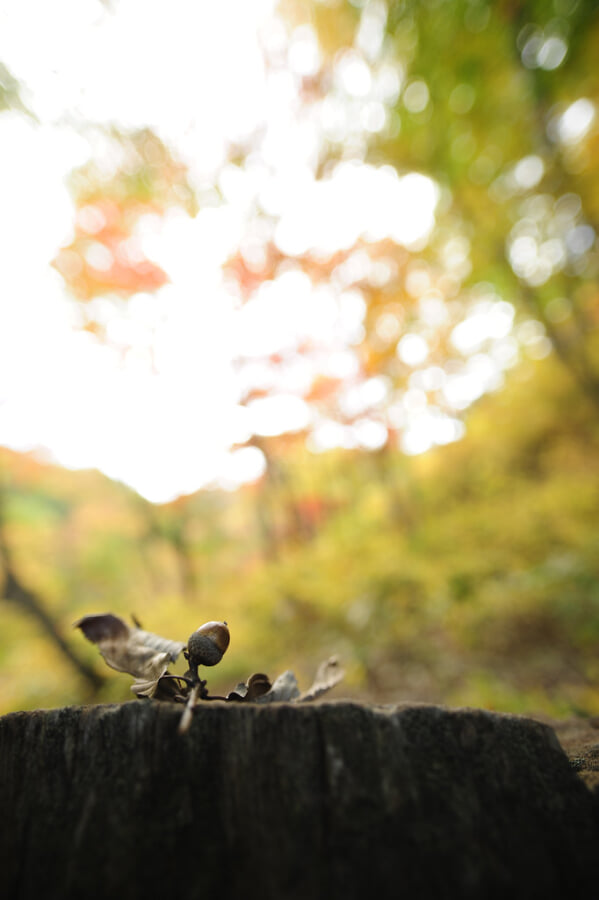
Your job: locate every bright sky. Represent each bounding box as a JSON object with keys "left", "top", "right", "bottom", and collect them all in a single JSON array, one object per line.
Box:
[
  {"left": 0, "top": 0, "right": 523, "bottom": 503},
  {"left": 0, "top": 0, "right": 290, "bottom": 501}
]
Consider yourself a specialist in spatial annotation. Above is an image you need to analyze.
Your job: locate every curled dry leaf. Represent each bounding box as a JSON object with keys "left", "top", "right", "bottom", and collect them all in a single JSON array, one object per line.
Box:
[
  {"left": 74, "top": 613, "right": 185, "bottom": 690},
  {"left": 226, "top": 673, "right": 272, "bottom": 702},
  {"left": 130, "top": 656, "right": 171, "bottom": 699},
  {"left": 151, "top": 675, "right": 192, "bottom": 703},
  {"left": 298, "top": 656, "right": 344, "bottom": 702},
  {"left": 256, "top": 670, "right": 301, "bottom": 704}
]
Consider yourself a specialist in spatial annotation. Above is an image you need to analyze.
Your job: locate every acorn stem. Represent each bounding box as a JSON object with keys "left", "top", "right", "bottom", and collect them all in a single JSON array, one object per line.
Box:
[{"left": 183, "top": 649, "right": 202, "bottom": 688}]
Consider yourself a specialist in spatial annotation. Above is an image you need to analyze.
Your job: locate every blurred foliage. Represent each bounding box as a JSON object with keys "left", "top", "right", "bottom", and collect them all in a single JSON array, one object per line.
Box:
[
  {"left": 52, "top": 127, "right": 197, "bottom": 334},
  {"left": 227, "top": 0, "right": 599, "bottom": 441},
  {"left": 1, "top": 0, "right": 599, "bottom": 716},
  {"left": 0, "top": 62, "right": 35, "bottom": 119}
]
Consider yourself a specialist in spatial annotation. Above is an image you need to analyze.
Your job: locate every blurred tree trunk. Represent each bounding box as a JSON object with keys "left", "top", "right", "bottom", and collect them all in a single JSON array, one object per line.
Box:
[
  {"left": 0, "top": 520, "right": 104, "bottom": 695},
  {"left": 0, "top": 701, "right": 597, "bottom": 900}
]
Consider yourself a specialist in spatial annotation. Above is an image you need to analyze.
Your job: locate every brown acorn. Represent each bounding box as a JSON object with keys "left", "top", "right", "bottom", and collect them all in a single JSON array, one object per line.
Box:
[{"left": 186, "top": 621, "right": 230, "bottom": 668}]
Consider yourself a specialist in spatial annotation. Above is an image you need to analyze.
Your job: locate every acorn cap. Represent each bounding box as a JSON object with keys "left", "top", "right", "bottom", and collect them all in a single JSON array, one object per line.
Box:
[{"left": 187, "top": 621, "right": 230, "bottom": 667}]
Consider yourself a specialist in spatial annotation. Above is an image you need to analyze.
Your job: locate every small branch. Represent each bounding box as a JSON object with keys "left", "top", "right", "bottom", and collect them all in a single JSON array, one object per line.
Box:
[
  {"left": 178, "top": 683, "right": 200, "bottom": 734},
  {"left": 0, "top": 525, "right": 105, "bottom": 695}
]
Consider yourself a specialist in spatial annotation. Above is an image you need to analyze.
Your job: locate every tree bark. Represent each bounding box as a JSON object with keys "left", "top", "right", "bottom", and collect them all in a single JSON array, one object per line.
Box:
[{"left": 0, "top": 701, "right": 597, "bottom": 900}]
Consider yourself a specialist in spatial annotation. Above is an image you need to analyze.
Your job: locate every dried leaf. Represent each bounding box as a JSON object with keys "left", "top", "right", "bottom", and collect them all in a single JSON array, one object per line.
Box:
[
  {"left": 75, "top": 613, "right": 185, "bottom": 679},
  {"left": 133, "top": 628, "right": 185, "bottom": 662},
  {"left": 150, "top": 675, "right": 191, "bottom": 703},
  {"left": 75, "top": 613, "right": 129, "bottom": 644},
  {"left": 256, "top": 670, "right": 301, "bottom": 703},
  {"left": 298, "top": 656, "right": 344, "bottom": 702},
  {"left": 130, "top": 654, "right": 171, "bottom": 698},
  {"left": 226, "top": 673, "right": 272, "bottom": 703},
  {"left": 225, "top": 682, "right": 250, "bottom": 702},
  {"left": 246, "top": 672, "right": 272, "bottom": 700}
]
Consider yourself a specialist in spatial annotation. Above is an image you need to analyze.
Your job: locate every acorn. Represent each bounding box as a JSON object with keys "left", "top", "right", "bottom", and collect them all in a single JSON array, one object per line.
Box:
[{"left": 186, "top": 621, "right": 230, "bottom": 669}]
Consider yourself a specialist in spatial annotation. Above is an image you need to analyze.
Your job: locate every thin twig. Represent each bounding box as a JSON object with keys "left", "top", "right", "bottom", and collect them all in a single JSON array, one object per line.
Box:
[{"left": 178, "top": 683, "right": 200, "bottom": 734}]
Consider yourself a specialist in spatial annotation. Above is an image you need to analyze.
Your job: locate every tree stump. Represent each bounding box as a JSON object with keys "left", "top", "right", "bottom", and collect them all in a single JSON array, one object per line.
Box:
[{"left": 0, "top": 701, "right": 597, "bottom": 899}]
